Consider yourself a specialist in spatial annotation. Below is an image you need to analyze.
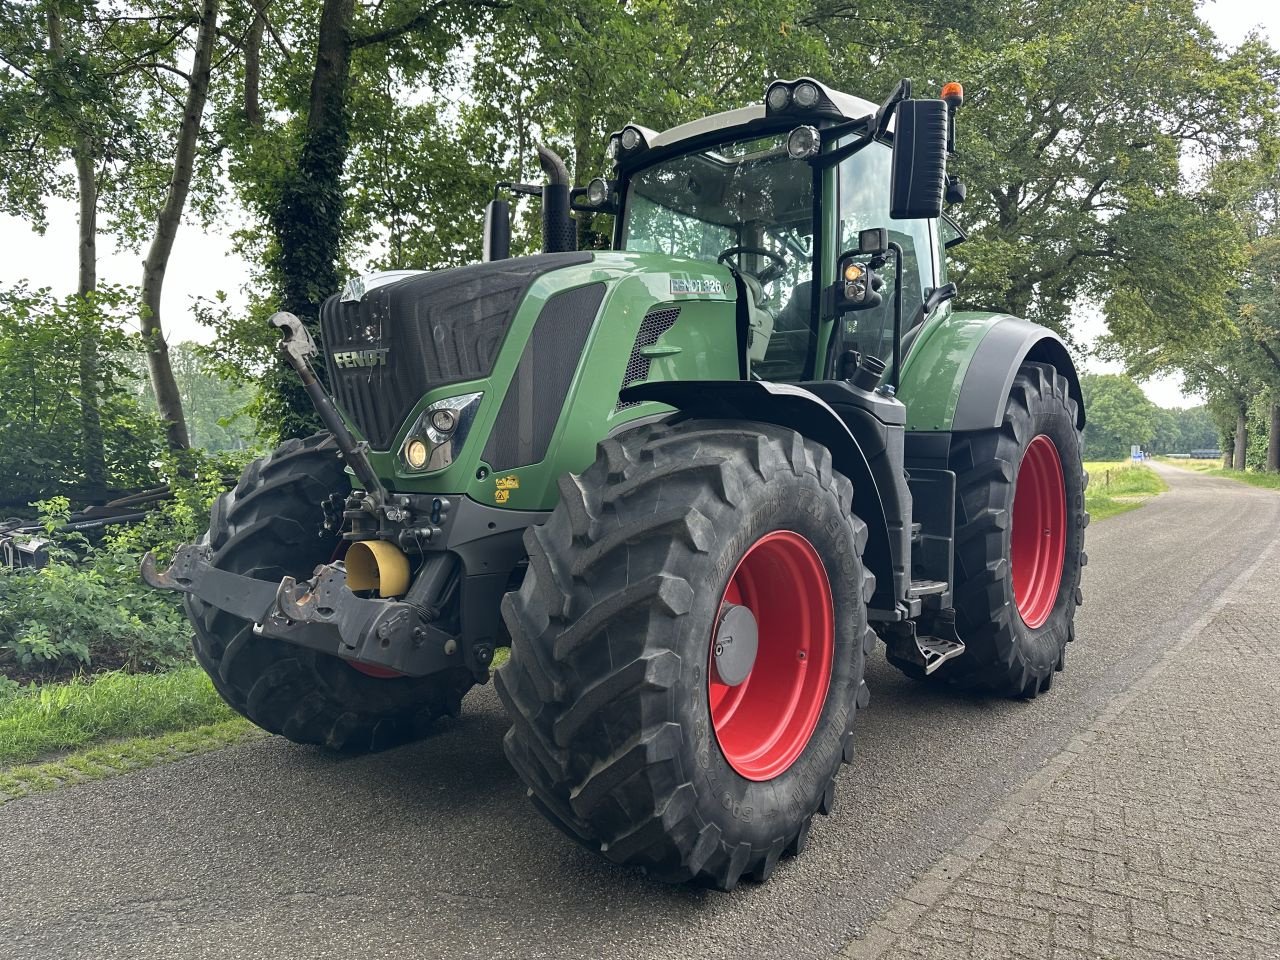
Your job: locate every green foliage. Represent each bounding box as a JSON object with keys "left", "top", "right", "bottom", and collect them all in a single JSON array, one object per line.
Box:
[
  {"left": 1145, "top": 405, "right": 1219, "bottom": 455},
  {"left": 0, "top": 451, "right": 240, "bottom": 678},
  {"left": 0, "top": 283, "right": 164, "bottom": 506},
  {"left": 1080, "top": 374, "right": 1158, "bottom": 460},
  {"left": 135, "top": 342, "right": 259, "bottom": 453},
  {"left": 0, "top": 666, "right": 241, "bottom": 766}
]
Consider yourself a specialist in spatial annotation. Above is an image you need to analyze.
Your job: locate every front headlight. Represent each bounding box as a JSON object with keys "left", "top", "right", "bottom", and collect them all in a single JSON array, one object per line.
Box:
[{"left": 399, "top": 392, "right": 483, "bottom": 473}]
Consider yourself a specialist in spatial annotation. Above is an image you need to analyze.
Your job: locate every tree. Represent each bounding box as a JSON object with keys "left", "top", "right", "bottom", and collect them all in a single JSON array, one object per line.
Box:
[
  {"left": 826, "top": 0, "right": 1280, "bottom": 342},
  {"left": 1079, "top": 373, "right": 1157, "bottom": 460},
  {"left": 2, "top": 0, "right": 250, "bottom": 457},
  {"left": 219, "top": 0, "right": 504, "bottom": 437},
  {"left": 0, "top": 284, "right": 163, "bottom": 507},
  {"left": 137, "top": 0, "right": 221, "bottom": 453}
]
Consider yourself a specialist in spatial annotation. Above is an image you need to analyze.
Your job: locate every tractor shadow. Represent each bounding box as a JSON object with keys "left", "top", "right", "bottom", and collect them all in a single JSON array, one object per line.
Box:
[{"left": 265, "top": 658, "right": 1036, "bottom": 913}]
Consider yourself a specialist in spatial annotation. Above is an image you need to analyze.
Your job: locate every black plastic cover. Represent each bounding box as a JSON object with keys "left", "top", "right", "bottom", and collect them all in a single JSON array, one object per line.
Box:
[
  {"left": 320, "top": 252, "right": 592, "bottom": 449},
  {"left": 481, "top": 282, "right": 607, "bottom": 472}
]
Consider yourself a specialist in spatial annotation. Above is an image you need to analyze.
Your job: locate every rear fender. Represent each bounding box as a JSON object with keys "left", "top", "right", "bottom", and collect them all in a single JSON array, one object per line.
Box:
[
  {"left": 953, "top": 319, "right": 1085, "bottom": 431},
  {"left": 619, "top": 380, "right": 895, "bottom": 607},
  {"left": 900, "top": 312, "right": 1085, "bottom": 433}
]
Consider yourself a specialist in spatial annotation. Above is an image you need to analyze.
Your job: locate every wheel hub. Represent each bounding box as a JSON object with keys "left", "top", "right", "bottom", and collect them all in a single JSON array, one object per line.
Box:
[{"left": 712, "top": 603, "right": 759, "bottom": 686}]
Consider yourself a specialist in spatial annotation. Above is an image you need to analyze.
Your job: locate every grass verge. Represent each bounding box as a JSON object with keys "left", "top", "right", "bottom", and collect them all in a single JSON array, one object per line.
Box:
[
  {"left": 0, "top": 666, "right": 241, "bottom": 766},
  {"left": 0, "top": 719, "right": 263, "bottom": 805},
  {"left": 1083, "top": 460, "right": 1168, "bottom": 520},
  {"left": 1162, "top": 458, "right": 1280, "bottom": 490}
]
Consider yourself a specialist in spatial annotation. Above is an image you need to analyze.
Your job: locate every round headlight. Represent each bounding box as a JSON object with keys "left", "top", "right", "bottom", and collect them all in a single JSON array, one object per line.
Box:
[
  {"left": 620, "top": 127, "right": 642, "bottom": 151},
  {"left": 766, "top": 84, "right": 791, "bottom": 111},
  {"left": 405, "top": 438, "right": 429, "bottom": 470},
  {"left": 793, "top": 82, "right": 821, "bottom": 108},
  {"left": 786, "top": 124, "right": 821, "bottom": 160},
  {"left": 586, "top": 177, "right": 609, "bottom": 207},
  {"left": 430, "top": 409, "right": 457, "bottom": 434},
  {"left": 605, "top": 137, "right": 619, "bottom": 160}
]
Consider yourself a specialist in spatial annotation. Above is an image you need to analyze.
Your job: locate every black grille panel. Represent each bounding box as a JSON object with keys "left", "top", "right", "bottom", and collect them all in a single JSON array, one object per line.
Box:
[
  {"left": 482, "top": 283, "right": 606, "bottom": 472},
  {"left": 616, "top": 306, "right": 681, "bottom": 410},
  {"left": 320, "top": 253, "right": 591, "bottom": 449}
]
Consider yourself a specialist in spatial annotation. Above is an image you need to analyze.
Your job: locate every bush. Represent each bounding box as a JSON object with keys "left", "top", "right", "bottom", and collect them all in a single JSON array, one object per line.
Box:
[{"left": 0, "top": 450, "right": 250, "bottom": 680}]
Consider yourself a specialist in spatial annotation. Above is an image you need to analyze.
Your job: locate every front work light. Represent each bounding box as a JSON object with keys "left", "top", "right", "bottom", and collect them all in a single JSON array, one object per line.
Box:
[
  {"left": 405, "top": 439, "right": 429, "bottom": 470},
  {"left": 766, "top": 84, "right": 791, "bottom": 111},
  {"left": 793, "top": 82, "right": 821, "bottom": 108},
  {"left": 787, "top": 125, "right": 821, "bottom": 159},
  {"left": 620, "top": 127, "right": 643, "bottom": 151},
  {"left": 586, "top": 177, "right": 610, "bottom": 206}
]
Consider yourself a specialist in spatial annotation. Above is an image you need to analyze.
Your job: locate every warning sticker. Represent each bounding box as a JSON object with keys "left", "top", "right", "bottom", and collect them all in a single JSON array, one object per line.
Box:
[{"left": 495, "top": 475, "right": 520, "bottom": 504}]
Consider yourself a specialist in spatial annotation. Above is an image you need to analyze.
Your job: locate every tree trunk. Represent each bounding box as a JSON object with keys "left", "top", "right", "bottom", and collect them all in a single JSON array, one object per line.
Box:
[
  {"left": 244, "top": 0, "right": 265, "bottom": 126},
  {"left": 74, "top": 141, "right": 106, "bottom": 501},
  {"left": 1268, "top": 402, "right": 1280, "bottom": 472},
  {"left": 271, "top": 0, "right": 355, "bottom": 321},
  {"left": 49, "top": 1, "right": 106, "bottom": 501},
  {"left": 1233, "top": 411, "right": 1248, "bottom": 470},
  {"left": 140, "top": 0, "right": 219, "bottom": 453}
]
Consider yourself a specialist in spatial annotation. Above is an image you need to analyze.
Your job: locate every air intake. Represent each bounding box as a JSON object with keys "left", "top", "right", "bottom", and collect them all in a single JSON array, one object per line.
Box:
[{"left": 616, "top": 305, "right": 681, "bottom": 410}]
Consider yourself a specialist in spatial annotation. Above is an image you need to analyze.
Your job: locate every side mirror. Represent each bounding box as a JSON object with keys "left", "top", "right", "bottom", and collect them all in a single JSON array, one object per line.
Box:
[
  {"left": 483, "top": 199, "right": 511, "bottom": 262},
  {"left": 890, "top": 99, "right": 948, "bottom": 220},
  {"left": 858, "top": 228, "right": 887, "bottom": 256}
]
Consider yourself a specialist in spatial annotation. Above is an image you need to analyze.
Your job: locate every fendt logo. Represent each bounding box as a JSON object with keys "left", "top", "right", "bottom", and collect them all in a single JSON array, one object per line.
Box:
[{"left": 332, "top": 348, "right": 389, "bottom": 369}]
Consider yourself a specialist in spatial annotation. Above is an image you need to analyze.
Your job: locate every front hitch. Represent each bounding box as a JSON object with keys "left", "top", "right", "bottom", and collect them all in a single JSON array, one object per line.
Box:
[{"left": 142, "top": 546, "right": 462, "bottom": 677}]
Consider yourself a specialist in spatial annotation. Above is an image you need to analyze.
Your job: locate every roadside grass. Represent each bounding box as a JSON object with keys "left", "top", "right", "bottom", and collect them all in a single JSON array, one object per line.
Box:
[
  {"left": 1162, "top": 458, "right": 1280, "bottom": 490},
  {"left": 1084, "top": 460, "right": 1168, "bottom": 520},
  {"left": 0, "top": 666, "right": 245, "bottom": 767},
  {"left": 0, "top": 720, "right": 263, "bottom": 804}
]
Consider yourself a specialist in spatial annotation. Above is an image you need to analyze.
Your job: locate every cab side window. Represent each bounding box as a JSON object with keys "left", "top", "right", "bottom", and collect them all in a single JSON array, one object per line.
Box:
[{"left": 837, "top": 142, "right": 939, "bottom": 363}]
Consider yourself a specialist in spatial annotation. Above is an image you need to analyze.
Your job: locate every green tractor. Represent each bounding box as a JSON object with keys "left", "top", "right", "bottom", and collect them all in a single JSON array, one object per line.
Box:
[{"left": 145, "top": 77, "right": 1086, "bottom": 890}]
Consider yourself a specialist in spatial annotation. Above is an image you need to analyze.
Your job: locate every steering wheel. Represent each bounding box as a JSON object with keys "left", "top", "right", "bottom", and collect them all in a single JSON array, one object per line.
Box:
[{"left": 717, "top": 245, "right": 787, "bottom": 286}]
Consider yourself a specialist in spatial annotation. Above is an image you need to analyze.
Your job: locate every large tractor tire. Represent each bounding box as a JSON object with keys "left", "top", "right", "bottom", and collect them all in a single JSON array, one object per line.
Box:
[
  {"left": 497, "top": 420, "right": 876, "bottom": 890},
  {"left": 188, "top": 433, "right": 475, "bottom": 751},
  {"left": 928, "top": 361, "right": 1087, "bottom": 697}
]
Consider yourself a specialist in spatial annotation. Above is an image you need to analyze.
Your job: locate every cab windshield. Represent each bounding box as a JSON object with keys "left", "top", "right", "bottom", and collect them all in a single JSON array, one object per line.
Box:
[{"left": 620, "top": 132, "right": 816, "bottom": 379}]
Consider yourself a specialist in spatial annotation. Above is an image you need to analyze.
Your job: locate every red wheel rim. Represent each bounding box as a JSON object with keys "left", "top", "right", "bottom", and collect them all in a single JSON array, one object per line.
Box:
[
  {"left": 349, "top": 662, "right": 402, "bottom": 679},
  {"left": 1010, "top": 434, "right": 1067, "bottom": 629},
  {"left": 708, "top": 531, "right": 835, "bottom": 781}
]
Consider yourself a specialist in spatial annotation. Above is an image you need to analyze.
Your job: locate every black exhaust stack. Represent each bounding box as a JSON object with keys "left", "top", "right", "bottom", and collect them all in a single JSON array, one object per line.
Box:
[{"left": 537, "top": 144, "right": 577, "bottom": 253}]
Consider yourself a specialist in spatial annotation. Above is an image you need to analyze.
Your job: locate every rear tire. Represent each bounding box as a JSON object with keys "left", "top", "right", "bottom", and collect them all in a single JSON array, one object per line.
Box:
[
  {"left": 497, "top": 420, "right": 875, "bottom": 890},
  {"left": 923, "top": 362, "right": 1086, "bottom": 697},
  {"left": 188, "top": 434, "right": 475, "bottom": 751}
]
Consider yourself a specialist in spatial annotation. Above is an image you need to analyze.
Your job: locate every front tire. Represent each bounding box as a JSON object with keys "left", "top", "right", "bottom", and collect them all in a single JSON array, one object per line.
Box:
[
  {"left": 188, "top": 434, "right": 475, "bottom": 751},
  {"left": 930, "top": 362, "right": 1087, "bottom": 697},
  {"left": 497, "top": 420, "right": 875, "bottom": 890}
]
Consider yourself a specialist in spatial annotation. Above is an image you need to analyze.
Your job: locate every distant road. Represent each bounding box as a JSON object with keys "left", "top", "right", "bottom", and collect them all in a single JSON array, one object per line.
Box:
[{"left": 1, "top": 462, "right": 1276, "bottom": 960}]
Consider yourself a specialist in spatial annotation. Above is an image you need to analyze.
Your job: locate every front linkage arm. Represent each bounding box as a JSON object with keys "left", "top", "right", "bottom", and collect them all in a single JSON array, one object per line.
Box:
[
  {"left": 141, "top": 544, "right": 461, "bottom": 677},
  {"left": 270, "top": 311, "right": 392, "bottom": 511}
]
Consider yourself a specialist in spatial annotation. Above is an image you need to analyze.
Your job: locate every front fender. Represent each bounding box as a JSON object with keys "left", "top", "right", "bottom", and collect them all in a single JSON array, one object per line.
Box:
[{"left": 619, "top": 379, "right": 897, "bottom": 608}]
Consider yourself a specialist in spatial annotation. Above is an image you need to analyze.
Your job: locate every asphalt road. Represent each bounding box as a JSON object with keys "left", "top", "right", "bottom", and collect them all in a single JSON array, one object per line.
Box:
[{"left": 2, "top": 462, "right": 1276, "bottom": 960}]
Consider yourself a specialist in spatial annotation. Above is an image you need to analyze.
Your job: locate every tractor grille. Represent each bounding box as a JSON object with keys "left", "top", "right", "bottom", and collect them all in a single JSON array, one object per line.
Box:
[
  {"left": 616, "top": 306, "right": 681, "bottom": 410},
  {"left": 319, "top": 252, "right": 591, "bottom": 450}
]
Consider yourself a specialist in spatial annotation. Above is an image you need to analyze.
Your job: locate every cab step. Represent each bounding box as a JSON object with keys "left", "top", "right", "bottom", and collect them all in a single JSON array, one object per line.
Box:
[{"left": 882, "top": 610, "right": 966, "bottom": 677}]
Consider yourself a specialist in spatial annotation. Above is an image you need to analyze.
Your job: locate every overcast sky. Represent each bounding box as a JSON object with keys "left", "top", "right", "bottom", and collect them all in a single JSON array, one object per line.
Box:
[{"left": 1, "top": 0, "right": 1275, "bottom": 408}]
